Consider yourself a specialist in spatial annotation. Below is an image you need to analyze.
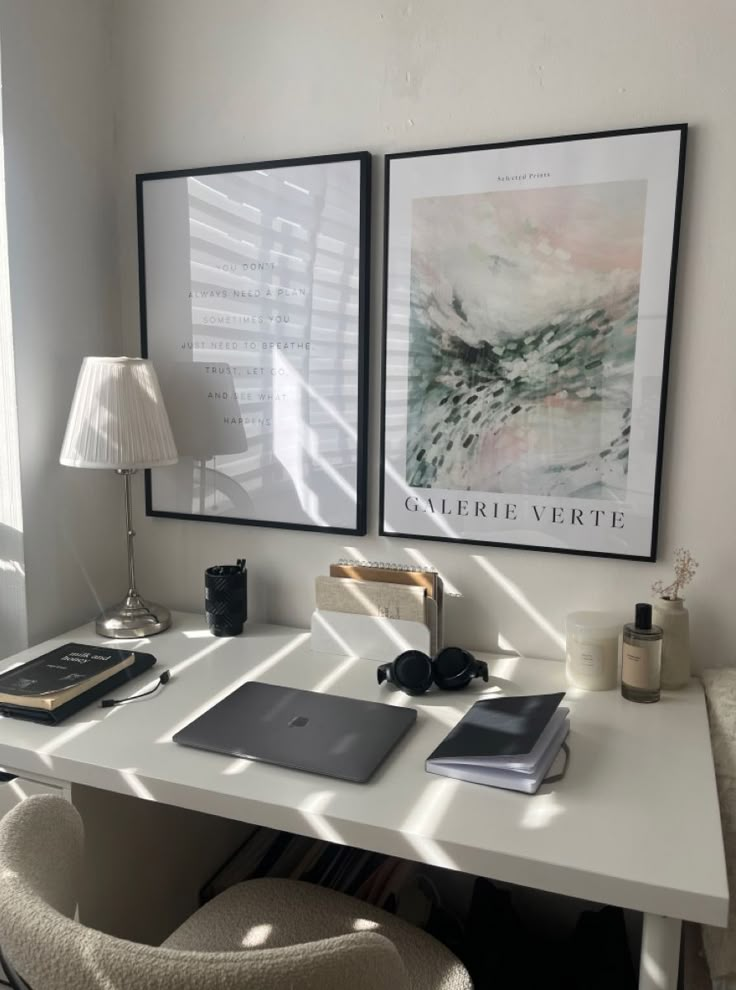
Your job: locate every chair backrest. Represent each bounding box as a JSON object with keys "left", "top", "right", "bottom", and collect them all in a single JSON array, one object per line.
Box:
[{"left": 0, "top": 795, "right": 409, "bottom": 990}]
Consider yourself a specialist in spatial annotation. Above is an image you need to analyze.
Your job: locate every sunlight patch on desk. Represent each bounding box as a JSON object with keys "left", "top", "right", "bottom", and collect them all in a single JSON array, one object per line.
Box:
[
  {"left": 402, "top": 777, "right": 459, "bottom": 836},
  {"left": 313, "top": 656, "right": 358, "bottom": 693},
  {"left": 520, "top": 792, "right": 564, "bottom": 830},
  {"left": 312, "top": 614, "right": 356, "bottom": 658},
  {"left": 564, "top": 686, "right": 585, "bottom": 701},
  {"left": 488, "top": 654, "right": 520, "bottom": 681},
  {"left": 472, "top": 555, "right": 566, "bottom": 652},
  {"left": 37, "top": 720, "right": 95, "bottom": 762},
  {"left": 399, "top": 779, "right": 461, "bottom": 868},
  {"left": 401, "top": 832, "right": 459, "bottom": 871},
  {"left": 420, "top": 704, "right": 470, "bottom": 729},
  {"left": 247, "top": 633, "right": 311, "bottom": 680},
  {"left": 118, "top": 768, "right": 155, "bottom": 801},
  {"left": 387, "top": 690, "right": 416, "bottom": 709},
  {"left": 241, "top": 923, "right": 273, "bottom": 947},
  {"left": 479, "top": 684, "right": 503, "bottom": 697},
  {"left": 181, "top": 629, "right": 213, "bottom": 639},
  {"left": 222, "top": 756, "right": 255, "bottom": 776},
  {"left": 299, "top": 789, "right": 344, "bottom": 843},
  {"left": 167, "top": 636, "right": 232, "bottom": 678}
]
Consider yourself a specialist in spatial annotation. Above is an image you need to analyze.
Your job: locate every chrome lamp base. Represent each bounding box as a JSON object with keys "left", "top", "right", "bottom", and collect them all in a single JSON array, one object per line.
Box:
[
  {"left": 97, "top": 468, "right": 172, "bottom": 640},
  {"left": 96, "top": 592, "right": 171, "bottom": 639}
]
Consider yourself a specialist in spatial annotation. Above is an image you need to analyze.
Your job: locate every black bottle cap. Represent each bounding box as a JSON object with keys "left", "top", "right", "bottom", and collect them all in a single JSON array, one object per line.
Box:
[{"left": 635, "top": 602, "right": 652, "bottom": 630}]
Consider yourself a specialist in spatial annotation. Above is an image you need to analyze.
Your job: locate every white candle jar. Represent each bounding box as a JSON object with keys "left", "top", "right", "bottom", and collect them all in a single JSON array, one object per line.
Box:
[{"left": 566, "top": 612, "right": 620, "bottom": 691}]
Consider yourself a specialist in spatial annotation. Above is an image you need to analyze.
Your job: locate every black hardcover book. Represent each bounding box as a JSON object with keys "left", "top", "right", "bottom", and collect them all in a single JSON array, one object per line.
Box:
[{"left": 0, "top": 643, "right": 157, "bottom": 725}]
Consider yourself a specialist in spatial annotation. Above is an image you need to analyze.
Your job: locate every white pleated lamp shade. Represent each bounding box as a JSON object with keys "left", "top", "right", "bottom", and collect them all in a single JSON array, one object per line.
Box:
[{"left": 60, "top": 357, "right": 178, "bottom": 469}]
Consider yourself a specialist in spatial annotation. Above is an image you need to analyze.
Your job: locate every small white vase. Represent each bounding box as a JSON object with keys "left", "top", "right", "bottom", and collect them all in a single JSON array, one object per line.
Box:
[{"left": 652, "top": 597, "right": 690, "bottom": 689}]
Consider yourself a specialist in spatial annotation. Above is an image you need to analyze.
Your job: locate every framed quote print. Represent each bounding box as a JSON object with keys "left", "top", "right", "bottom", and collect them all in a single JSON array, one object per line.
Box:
[
  {"left": 138, "top": 151, "right": 371, "bottom": 534},
  {"left": 380, "top": 125, "right": 687, "bottom": 559}
]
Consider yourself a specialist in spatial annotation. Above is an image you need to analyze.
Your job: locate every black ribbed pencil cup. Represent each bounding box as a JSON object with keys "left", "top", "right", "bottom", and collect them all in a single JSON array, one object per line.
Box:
[{"left": 205, "top": 563, "right": 247, "bottom": 636}]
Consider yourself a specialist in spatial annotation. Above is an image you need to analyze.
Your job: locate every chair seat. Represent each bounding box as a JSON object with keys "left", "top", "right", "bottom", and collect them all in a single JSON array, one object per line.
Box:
[{"left": 164, "top": 877, "right": 473, "bottom": 990}]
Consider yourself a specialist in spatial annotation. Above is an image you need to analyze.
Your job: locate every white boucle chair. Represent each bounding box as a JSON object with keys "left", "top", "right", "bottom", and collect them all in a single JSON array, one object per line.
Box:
[{"left": 0, "top": 795, "right": 472, "bottom": 990}]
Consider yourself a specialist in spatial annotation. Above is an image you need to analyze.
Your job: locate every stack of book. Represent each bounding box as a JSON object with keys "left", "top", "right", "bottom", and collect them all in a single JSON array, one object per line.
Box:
[
  {"left": 310, "top": 560, "right": 444, "bottom": 661},
  {"left": 0, "top": 643, "right": 156, "bottom": 724},
  {"left": 426, "top": 692, "right": 570, "bottom": 794}
]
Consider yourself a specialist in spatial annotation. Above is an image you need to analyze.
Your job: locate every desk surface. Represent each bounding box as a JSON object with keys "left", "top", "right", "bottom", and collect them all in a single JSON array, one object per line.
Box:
[{"left": 0, "top": 612, "right": 728, "bottom": 926}]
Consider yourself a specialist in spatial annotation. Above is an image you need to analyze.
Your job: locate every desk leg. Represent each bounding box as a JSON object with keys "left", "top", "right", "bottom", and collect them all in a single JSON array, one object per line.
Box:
[{"left": 639, "top": 914, "right": 682, "bottom": 990}]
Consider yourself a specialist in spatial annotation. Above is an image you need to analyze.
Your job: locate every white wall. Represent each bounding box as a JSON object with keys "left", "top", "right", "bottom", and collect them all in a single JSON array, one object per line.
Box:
[
  {"left": 0, "top": 0, "right": 125, "bottom": 649},
  {"left": 112, "top": 0, "right": 736, "bottom": 667},
  {"left": 0, "top": 21, "right": 26, "bottom": 659}
]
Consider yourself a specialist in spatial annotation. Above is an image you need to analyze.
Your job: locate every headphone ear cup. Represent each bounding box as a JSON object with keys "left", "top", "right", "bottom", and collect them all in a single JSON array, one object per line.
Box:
[
  {"left": 386, "top": 650, "right": 434, "bottom": 695},
  {"left": 432, "top": 646, "right": 477, "bottom": 690}
]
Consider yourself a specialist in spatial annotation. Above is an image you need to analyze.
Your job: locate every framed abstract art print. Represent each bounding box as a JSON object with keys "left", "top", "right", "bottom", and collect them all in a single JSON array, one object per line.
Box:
[
  {"left": 380, "top": 125, "right": 687, "bottom": 559},
  {"left": 138, "top": 151, "right": 371, "bottom": 535}
]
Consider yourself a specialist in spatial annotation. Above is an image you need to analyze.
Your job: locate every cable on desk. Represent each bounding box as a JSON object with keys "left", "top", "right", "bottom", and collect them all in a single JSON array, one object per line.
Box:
[{"left": 101, "top": 670, "right": 171, "bottom": 708}]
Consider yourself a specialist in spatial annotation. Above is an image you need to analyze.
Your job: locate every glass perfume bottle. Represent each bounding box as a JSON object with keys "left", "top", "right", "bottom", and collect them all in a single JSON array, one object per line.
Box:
[{"left": 621, "top": 603, "right": 663, "bottom": 703}]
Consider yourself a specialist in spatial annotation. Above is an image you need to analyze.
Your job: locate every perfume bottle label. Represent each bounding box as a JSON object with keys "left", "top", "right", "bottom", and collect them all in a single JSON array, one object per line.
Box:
[{"left": 622, "top": 643, "right": 660, "bottom": 690}]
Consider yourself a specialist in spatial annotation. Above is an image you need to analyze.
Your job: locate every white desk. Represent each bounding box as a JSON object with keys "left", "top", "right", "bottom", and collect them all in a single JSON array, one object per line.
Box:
[{"left": 0, "top": 612, "right": 728, "bottom": 989}]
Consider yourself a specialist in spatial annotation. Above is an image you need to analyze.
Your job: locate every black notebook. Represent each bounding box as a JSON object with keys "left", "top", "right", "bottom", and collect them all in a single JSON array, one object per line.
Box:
[
  {"left": 426, "top": 693, "right": 568, "bottom": 794},
  {"left": 0, "top": 643, "right": 157, "bottom": 725}
]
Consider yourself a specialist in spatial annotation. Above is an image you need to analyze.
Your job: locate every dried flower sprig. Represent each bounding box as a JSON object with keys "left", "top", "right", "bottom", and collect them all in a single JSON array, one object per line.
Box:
[{"left": 652, "top": 547, "right": 699, "bottom": 600}]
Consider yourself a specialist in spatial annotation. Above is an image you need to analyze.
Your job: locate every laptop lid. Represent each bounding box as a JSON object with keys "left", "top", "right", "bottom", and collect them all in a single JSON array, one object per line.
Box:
[{"left": 173, "top": 681, "right": 417, "bottom": 783}]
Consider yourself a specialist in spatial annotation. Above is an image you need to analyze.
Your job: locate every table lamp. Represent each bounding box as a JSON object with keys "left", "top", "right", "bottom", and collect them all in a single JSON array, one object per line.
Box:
[{"left": 60, "top": 356, "right": 178, "bottom": 638}]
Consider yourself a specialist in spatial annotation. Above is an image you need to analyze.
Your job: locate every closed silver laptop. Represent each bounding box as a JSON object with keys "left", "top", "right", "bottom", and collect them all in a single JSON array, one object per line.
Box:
[{"left": 173, "top": 681, "right": 417, "bottom": 783}]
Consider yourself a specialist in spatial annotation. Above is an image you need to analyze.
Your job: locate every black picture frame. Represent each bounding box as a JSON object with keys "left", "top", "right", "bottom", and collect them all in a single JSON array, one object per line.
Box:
[
  {"left": 137, "top": 151, "right": 371, "bottom": 535},
  {"left": 379, "top": 125, "right": 687, "bottom": 560}
]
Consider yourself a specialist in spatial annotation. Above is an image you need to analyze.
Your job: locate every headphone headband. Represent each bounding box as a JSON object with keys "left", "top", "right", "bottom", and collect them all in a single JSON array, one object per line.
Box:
[{"left": 377, "top": 647, "right": 487, "bottom": 696}]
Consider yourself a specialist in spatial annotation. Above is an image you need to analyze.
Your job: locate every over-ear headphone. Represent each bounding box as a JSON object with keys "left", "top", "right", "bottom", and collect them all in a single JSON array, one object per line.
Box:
[{"left": 377, "top": 647, "right": 488, "bottom": 696}]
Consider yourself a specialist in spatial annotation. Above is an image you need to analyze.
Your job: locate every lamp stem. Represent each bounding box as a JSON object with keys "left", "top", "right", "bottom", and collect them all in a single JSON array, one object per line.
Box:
[
  {"left": 120, "top": 468, "right": 137, "bottom": 596},
  {"left": 95, "top": 467, "right": 170, "bottom": 638}
]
